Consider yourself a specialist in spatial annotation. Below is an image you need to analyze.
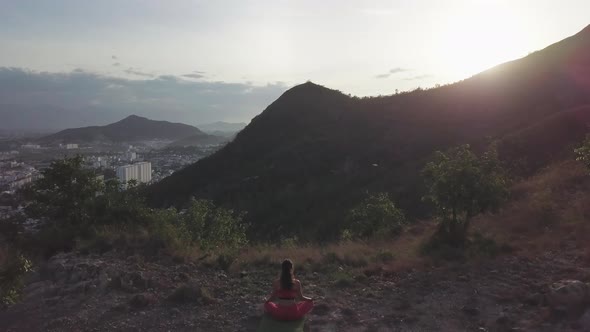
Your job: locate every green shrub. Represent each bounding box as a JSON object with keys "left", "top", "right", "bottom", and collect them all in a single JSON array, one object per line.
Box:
[
  {"left": 421, "top": 231, "right": 503, "bottom": 261},
  {"left": 216, "top": 251, "right": 238, "bottom": 271},
  {"left": 0, "top": 250, "right": 32, "bottom": 306},
  {"left": 331, "top": 270, "right": 355, "bottom": 288},
  {"left": 529, "top": 188, "right": 556, "bottom": 225},
  {"left": 180, "top": 198, "right": 248, "bottom": 251},
  {"left": 346, "top": 193, "right": 407, "bottom": 239},
  {"left": 340, "top": 254, "right": 369, "bottom": 267},
  {"left": 373, "top": 250, "right": 395, "bottom": 263},
  {"left": 322, "top": 252, "right": 341, "bottom": 265},
  {"left": 422, "top": 144, "right": 509, "bottom": 247},
  {"left": 281, "top": 236, "right": 298, "bottom": 249},
  {"left": 575, "top": 134, "right": 590, "bottom": 172},
  {"left": 168, "top": 283, "right": 215, "bottom": 304},
  {"left": 340, "top": 229, "right": 353, "bottom": 242}
]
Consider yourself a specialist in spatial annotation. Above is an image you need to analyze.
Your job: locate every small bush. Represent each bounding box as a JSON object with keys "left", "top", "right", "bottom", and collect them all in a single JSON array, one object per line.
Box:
[
  {"left": 341, "top": 254, "right": 369, "bottom": 267},
  {"left": 281, "top": 236, "right": 298, "bottom": 249},
  {"left": 179, "top": 198, "right": 248, "bottom": 251},
  {"left": 340, "top": 229, "right": 353, "bottom": 242},
  {"left": 331, "top": 270, "right": 355, "bottom": 288},
  {"left": 216, "top": 251, "right": 238, "bottom": 272},
  {"left": 168, "top": 283, "right": 215, "bottom": 305},
  {"left": 574, "top": 134, "right": 590, "bottom": 172},
  {"left": 467, "top": 233, "right": 501, "bottom": 257},
  {"left": 420, "top": 232, "right": 466, "bottom": 261},
  {"left": 373, "top": 250, "right": 395, "bottom": 263},
  {"left": 0, "top": 249, "right": 33, "bottom": 306},
  {"left": 529, "top": 188, "right": 557, "bottom": 226},
  {"left": 421, "top": 231, "right": 503, "bottom": 261},
  {"left": 250, "top": 253, "right": 272, "bottom": 267},
  {"left": 322, "top": 252, "right": 342, "bottom": 266},
  {"left": 346, "top": 193, "right": 407, "bottom": 239}
]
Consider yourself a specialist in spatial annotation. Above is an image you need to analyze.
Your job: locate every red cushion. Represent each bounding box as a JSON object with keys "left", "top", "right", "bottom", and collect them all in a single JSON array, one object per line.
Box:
[{"left": 264, "top": 300, "right": 314, "bottom": 321}]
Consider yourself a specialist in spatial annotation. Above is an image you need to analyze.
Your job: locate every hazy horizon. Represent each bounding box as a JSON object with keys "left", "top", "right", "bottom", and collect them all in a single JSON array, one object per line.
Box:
[{"left": 1, "top": 0, "right": 589, "bottom": 130}]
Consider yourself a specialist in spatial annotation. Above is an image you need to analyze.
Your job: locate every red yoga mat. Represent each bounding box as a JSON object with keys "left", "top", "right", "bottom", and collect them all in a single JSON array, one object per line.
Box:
[{"left": 264, "top": 300, "right": 314, "bottom": 321}]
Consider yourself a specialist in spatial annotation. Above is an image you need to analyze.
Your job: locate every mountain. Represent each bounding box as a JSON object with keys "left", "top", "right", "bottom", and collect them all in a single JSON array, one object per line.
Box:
[
  {"left": 197, "top": 122, "right": 247, "bottom": 137},
  {"left": 40, "top": 115, "right": 215, "bottom": 144},
  {"left": 147, "top": 25, "right": 590, "bottom": 240}
]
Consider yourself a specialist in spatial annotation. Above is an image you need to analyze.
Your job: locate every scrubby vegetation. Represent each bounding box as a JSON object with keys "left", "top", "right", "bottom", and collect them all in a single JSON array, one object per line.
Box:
[
  {"left": 344, "top": 192, "right": 407, "bottom": 240},
  {"left": 575, "top": 134, "right": 590, "bottom": 172},
  {"left": 21, "top": 156, "right": 248, "bottom": 259},
  {"left": 0, "top": 247, "right": 32, "bottom": 307},
  {"left": 0, "top": 216, "right": 31, "bottom": 307}
]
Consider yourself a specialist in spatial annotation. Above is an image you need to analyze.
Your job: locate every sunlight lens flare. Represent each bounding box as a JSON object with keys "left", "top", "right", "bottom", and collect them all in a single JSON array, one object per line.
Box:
[{"left": 437, "top": 2, "right": 528, "bottom": 79}]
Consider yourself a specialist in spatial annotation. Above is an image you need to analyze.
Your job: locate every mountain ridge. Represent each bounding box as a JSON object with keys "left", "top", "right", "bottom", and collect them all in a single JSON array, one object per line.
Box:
[
  {"left": 40, "top": 115, "right": 217, "bottom": 144},
  {"left": 147, "top": 25, "right": 590, "bottom": 240}
]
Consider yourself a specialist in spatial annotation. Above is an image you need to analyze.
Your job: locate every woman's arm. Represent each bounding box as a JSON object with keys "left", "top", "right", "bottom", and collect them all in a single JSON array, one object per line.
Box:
[
  {"left": 265, "top": 280, "right": 279, "bottom": 302},
  {"left": 295, "top": 280, "right": 313, "bottom": 301}
]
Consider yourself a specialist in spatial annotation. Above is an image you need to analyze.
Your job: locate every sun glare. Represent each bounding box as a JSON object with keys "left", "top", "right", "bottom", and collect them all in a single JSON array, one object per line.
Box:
[{"left": 436, "top": 2, "right": 528, "bottom": 79}]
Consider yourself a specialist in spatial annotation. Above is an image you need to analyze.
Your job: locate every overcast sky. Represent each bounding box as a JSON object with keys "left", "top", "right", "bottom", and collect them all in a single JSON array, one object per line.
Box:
[{"left": 1, "top": 0, "right": 589, "bottom": 126}]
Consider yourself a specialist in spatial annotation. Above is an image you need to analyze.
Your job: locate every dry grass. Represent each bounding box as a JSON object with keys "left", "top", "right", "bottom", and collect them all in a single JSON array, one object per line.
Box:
[
  {"left": 232, "top": 222, "right": 434, "bottom": 275},
  {"left": 474, "top": 159, "right": 590, "bottom": 257}
]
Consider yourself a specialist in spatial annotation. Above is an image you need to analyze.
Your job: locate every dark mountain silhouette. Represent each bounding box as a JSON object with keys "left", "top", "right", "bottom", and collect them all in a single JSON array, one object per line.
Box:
[
  {"left": 147, "top": 25, "right": 590, "bottom": 240},
  {"left": 40, "top": 115, "right": 215, "bottom": 143}
]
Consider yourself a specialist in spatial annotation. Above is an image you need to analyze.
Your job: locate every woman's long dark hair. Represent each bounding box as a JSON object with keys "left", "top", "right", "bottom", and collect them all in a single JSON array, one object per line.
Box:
[{"left": 280, "top": 259, "right": 294, "bottom": 289}]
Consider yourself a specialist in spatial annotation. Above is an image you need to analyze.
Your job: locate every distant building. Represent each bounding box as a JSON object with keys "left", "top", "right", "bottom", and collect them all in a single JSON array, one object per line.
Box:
[
  {"left": 9, "top": 175, "right": 33, "bottom": 189},
  {"left": 125, "top": 151, "right": 137, "bottom": 162},
  {"left": 21, "top": 144, "right": 40, "bottom": 149},
  {"left": 116, "top": 162, "right": 152, "bottom": 185},
  {"left": 65, "top": 144, "right": 78, "bottom": 149}
]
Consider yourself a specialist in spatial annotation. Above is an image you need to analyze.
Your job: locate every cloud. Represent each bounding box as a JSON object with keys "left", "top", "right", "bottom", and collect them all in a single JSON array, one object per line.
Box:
[
  {"left": 182, "top": 73, "right": 205, "bottom": 79},
  {"left": 0, "top": 67, "right": 289, "bottom": 130},
  {"left": 403, "top": 74, "right": 433, "bottom": 81},
  {"left": 375, "top": 67, "right": 409, "bottom": 79},
  {"left": 112, "top": 62, "right": 121, "bottom": 67},
  {"left": 124, "top": 67, "right": 154, "bottom": 78},
  {"left": 157, "top": 75, "right": 178, "bottom": 81},
  {"left": 182, "top": 70, "right": 207, "bottom": 79}
]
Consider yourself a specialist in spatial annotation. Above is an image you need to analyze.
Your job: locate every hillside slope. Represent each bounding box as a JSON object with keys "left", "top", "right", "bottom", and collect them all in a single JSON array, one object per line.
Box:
[
  {"left": 2, "top": 160, "right": 590, "bottom": 332},
  {"left": 147, "top": 25, "right": 590, "bottom": 240},
  {"left": 40, "top": 115, "right": 215, "bottom": 143}
]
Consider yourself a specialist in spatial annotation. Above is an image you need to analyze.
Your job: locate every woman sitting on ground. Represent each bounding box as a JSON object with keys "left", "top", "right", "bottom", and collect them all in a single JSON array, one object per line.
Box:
[{"left": 264, "top": 259, "right": 314, "bottom": 321}]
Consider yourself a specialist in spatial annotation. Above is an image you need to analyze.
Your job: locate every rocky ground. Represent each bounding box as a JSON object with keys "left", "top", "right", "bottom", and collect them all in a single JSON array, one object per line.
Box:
[{"left": 1, "top": 248, "right": 589, "bottom": 332}]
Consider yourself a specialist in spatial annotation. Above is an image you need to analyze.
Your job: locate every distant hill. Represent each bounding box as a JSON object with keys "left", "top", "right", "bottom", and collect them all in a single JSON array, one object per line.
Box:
[
  {"left": 40, "top": 115, "right": 217, "bottom": 144},
  {"left": 197, "top": 122, "right": 247, "bottom": 137},
  {"left": 147, "top": 25, "right": 590, "bottom": 240}
]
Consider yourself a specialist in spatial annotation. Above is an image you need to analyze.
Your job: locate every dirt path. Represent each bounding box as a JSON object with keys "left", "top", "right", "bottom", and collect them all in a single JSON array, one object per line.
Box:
[{"left": 1, "top": 250, "right": 589, "bottom": 332}]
